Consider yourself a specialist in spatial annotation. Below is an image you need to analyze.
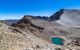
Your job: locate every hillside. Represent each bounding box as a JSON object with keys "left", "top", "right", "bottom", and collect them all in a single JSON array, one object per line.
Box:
[{"left": 0, "top": 22, "right": 56, "bottom": 50}]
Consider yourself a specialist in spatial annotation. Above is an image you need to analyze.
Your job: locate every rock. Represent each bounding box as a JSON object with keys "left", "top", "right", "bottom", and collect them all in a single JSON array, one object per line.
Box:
[
  {"left": 72, "top": 37, "right": 80, "bottom": 46},
  {"left": 54, "top": 48, "right": 63, "bottom": 50},
  {"left": 25, "top": 48, "right": 33, "bottom": 50}
]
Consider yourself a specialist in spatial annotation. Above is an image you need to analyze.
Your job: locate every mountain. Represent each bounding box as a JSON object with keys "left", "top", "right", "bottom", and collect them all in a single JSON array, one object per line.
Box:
[
  {"left": 3, "top": 19, "right": 18, "bottom": 25},
  {"left": 13, "top": 10, "right": 80, "bottom": 50},
  {"left": 15, "top": 15, "right": 66, "bottom": 41},
  {"left": 0, "top": 9, "right": 80, "bottom": 50},
  {"left": 3, "top": 9, "right": 80, "bottom": 28},
  {"left": 50, "top": 9, "right": 80, "bottom": 27}
]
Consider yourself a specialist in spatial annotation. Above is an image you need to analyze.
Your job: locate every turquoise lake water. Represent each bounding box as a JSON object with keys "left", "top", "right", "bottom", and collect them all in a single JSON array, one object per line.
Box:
[{"left": 51, "top": 37, "right": 64, "bottom": 45}]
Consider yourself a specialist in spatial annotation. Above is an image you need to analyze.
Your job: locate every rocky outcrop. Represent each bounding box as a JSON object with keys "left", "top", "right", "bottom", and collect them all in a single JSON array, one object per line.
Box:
[{"left": 69, "top": 37, "right": 80, "bottom": 46}]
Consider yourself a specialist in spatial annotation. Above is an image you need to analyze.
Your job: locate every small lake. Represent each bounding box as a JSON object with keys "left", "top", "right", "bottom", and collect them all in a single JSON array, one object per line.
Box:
[{"left": 51, "top": 37, "right": 64, "bottom": 45}]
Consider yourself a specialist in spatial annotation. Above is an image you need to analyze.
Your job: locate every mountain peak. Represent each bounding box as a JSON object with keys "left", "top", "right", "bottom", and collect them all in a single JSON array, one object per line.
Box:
[{"left": 49, "top": 9, "right": 64, "bottom": 21}]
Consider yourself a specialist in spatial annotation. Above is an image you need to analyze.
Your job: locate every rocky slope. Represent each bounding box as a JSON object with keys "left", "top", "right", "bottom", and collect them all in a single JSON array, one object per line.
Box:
[{"left": 0, "top": 21, "right": 56, "bottom": 50}]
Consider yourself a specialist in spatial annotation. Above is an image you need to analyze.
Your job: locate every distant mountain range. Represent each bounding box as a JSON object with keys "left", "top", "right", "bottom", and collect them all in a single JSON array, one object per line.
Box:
[
  {"left": 3, "top": 9, "right": 80, "bottom": 27},
  {"left": 3, "top": 19, "right": 18, "bottom": 25}
]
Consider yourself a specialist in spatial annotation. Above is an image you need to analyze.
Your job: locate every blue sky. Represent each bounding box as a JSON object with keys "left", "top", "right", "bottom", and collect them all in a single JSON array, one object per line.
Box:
[{"left": 0, "top": 0, "right": 80, "bottom": 20}]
